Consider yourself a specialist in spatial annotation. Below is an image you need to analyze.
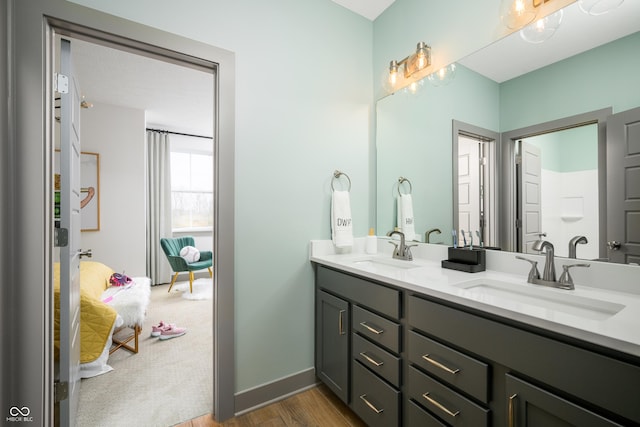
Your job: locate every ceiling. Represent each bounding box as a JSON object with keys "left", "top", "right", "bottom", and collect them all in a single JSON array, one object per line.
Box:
[{"left": 71, "top": 38, "right": 215, "bottom": 137}]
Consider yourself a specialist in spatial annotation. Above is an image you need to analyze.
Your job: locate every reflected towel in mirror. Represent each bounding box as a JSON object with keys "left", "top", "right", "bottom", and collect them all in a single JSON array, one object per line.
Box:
[{"left": 397, "top": 194, "right": 416, "bottom": 241}]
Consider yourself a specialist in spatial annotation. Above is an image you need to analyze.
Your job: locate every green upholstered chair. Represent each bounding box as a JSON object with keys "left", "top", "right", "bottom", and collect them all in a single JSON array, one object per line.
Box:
[{"left": 160, "top": 236, "right": 213, "bottom": 293}]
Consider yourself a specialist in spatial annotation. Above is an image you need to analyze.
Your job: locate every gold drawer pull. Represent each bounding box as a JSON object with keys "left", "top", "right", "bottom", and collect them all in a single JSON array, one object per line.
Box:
[
  {"left": 359, "top": 394, "right": 384, "bottom": 414},
  {"left": 422, "top": 392, "right": 460, "bottom": 417},
  {"left": 422, "top": 354, "right": 460, "bottom": 374},
  {"left": 360, "top": 321, "right": 384, "bottom": 335},
  {"left": 509, "top": 393, "right": 517, "bottom": 427},
  {"left": 359, "top": 351, "right": 384, "bottom": 367},
  {"left": 338, "top": 310, "right": 346, "bottom": 335}
]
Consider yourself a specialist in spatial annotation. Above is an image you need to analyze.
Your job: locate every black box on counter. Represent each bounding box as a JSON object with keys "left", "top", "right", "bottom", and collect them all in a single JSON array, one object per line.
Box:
[{"left": 441, "top": 247, "right": 486, "bottom": 273}]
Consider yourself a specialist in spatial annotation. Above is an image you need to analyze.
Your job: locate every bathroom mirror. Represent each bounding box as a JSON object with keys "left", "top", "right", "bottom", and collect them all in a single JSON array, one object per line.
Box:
[{"left": 376, "top": 1, "right": 640, "bottom": 263}]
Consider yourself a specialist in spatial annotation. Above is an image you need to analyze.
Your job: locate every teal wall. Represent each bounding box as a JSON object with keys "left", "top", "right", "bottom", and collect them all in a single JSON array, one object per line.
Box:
[
  {"left": 501, "top": 31, "right": 640, "bottom": 130},
  {"left": 526, "top": 124, "right": 598, "bottom": 173}
]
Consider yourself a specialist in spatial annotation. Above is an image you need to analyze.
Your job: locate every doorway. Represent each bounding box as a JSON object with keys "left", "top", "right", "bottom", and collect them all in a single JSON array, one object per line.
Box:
[
  {"left": 54, "top": 35, "right": 215, "bottom": 425},
  {"left": 453, "top": 121, "right": 499, "bottom": 249},
  {"left": 4, "top": 2, "right": 235, "bottom": 424},
  {"left": 500, "top": 108, "right": 610, "bottom": 258}
]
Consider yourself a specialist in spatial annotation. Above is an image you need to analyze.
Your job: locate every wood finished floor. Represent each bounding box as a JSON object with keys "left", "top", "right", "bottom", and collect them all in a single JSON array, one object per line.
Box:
[{"left": 176, "top": 384, "right": 366, "bottom": 427}]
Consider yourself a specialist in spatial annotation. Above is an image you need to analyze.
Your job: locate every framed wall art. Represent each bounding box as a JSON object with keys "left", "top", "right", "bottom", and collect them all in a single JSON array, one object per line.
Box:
[{"left": 54, "top": 150, "right": 100, "bottom": 231}]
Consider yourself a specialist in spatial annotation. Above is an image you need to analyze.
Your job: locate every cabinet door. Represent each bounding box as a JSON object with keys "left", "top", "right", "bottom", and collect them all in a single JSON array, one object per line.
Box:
[
  {"left": 316, "top": 290, "right": 350, "bottom": 403},
  {"left": 505, "top": 374, "right": 623, "bottom": 427}
]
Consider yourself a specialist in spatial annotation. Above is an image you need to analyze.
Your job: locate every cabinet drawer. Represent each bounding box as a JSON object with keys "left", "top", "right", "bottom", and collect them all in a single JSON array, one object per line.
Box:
[
  {"left": 406, "top": 399, "right": 447, "bottom": 427},
  {"left": 352, "top": 360, "right": 400, "bottom": 427},
  {"left": 408, "top": 366, "right": 489, "bottom": 427},
  {"left": 408, "top": 330, "right": 489, "bottom": 403},
  {"left": 353, "top": 305, "right": 401, "bottom": 353},
  {"left": 353, "top": 333, "right": 401, "bottom": 388},
  {"left": 317, "top": 266, "right": 401, "bottom": 318}
]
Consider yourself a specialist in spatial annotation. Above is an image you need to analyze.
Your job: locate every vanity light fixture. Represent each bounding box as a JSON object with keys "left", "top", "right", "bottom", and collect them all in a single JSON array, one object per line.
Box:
[
  {"left": 500, "top": 0, "right": 537, "bottom": 29},
  {"left": 385, "top": 42, "right": 431, "bottom": 93},
  {"left": 578, "top": 0, "right": 624, "bottom": 15},
  {"left": 520, "top": 8, "right": 563, "bottom": 43}
]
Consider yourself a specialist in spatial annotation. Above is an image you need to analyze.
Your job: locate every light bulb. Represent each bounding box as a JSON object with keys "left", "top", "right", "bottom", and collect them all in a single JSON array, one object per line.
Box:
[
  {"left": 578, "top": 0, "right": 624, "bottom": 15},
  {"left": 427, "top": 63, "right": 457, "bottom": 87},
  {"left": 520, "top": 9, "right": 563, "bottom": 43},
  {"left": 500, "top": 0, "right": 537, "bottom": 29},
  {"left": 389, "top": 70, "right": 398, "bottom": 86},
  {"left": 403, "top": 78, "right": 425, "bottom": 96}
]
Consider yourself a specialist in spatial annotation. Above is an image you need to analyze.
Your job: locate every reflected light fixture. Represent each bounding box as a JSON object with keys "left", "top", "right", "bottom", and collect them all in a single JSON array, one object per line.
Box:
[
  {"left": 578, "top": 0, "right": 624, "bottom": 15},
  {"left": 500, "top": 0, "right": 537, "bottom": 29},
  {"left": 427, "top": 63, "right": 457, "bottom": 87},
  {"left": 520, "top": 8, "right": 563, "bottom": 43},
  {"left": 385, "top": 42, "right": 431, "bottom": 93}
]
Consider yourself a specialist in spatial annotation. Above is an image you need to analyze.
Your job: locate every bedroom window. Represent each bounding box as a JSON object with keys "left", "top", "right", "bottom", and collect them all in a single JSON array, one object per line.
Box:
[{"left": 170, "top": 135, "right": 214, "bottom": 231}]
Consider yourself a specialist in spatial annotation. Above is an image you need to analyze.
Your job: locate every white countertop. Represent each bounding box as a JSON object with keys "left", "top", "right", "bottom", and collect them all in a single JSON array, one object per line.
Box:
[{"left": 310, "top": 239, "right": 640, "bottom": 360}]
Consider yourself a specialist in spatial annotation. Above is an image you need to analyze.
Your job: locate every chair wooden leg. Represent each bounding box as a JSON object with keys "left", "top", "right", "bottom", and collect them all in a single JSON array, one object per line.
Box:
[
  {"left": 208, "top": 267, "right": 213, "bottom": 277},
  {"left": 110, "top": 324, "right": 141, "bottom": 355},
  {"left": 189, "top": 271, "right": 195, "bottom": 293},
  {"left": 167, "top": 272, "right": 179, "bottom": 293}
]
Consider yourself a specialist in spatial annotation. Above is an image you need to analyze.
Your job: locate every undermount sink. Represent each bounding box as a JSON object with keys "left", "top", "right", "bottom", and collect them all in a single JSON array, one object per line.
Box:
[
  {"left": 454, "top": 279, "right": 625, "bottom": 321},
  {"left": 351, "top": 256, "right": 421, "bottom": 270}
]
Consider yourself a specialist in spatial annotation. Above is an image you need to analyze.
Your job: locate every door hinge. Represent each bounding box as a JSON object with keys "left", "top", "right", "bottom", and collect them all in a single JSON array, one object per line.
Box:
[
  {"left": 515, "top": 155, "right": 522, "bottom": 165},
  {"left": 480, "top": 157, "right": 488, "bottom": 166},
  {"left": 515, "top": 219, "right": 522, "bottom": 229},
  {"left": 54, "top": 381, "right": 69, "bottom": 403},
  {"left": 54, "top": 73, "right": 69, "bottom": 94},
  {"left": 55, "top": 228, "right": 69, "bottom": 247}
]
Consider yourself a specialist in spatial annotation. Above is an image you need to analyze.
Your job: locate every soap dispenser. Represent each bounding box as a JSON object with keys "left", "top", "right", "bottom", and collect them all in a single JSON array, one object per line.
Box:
[{"left": 366, "top": 228, "right": 378, "bottom": 254}]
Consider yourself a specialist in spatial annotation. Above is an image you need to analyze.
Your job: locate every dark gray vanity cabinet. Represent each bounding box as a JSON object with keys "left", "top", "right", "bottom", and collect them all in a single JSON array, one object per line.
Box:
[
  {"left": 408, "top": 294, "right": 640, "bottom": 427},
  {"left": 316, "top": 289, "right": 349, "bottom": 403},
  {"left": 315, "top": 266, "right": 402, "bottom": 426},
  {"left": 505, "top": 374, "right": 622, "bottom": 426},
  {"left": 314, "top": 264, "right": 640, "bottom": 426}
]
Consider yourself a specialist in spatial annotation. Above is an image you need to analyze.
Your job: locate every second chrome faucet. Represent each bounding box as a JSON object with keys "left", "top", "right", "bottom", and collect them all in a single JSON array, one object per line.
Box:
[
  {"left": 518, "top": 239, "right": 590, "bottom": 290},
  {"left": 387, "top": 230, "right": 416, "bottom": 260}
]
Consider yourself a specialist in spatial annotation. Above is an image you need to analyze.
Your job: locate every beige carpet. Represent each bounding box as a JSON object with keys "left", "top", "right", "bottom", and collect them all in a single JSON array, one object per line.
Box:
[{"left": 76, "top": 282, "right": 214, "bottom": 427}]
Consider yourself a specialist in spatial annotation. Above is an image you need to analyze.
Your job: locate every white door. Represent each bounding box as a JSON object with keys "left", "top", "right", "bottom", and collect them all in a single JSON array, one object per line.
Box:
[
  {"left": 458, "top": 136, "right": 481, "bottom": 238},
  {"left": 58, "top": 38, "right": 82, "bottom": 427},
  {"left": 607, "top": 107, "right": 640, "bottom": 264},
  {"left": 520, "top": 141, "right": 543, "bottom": 254}
]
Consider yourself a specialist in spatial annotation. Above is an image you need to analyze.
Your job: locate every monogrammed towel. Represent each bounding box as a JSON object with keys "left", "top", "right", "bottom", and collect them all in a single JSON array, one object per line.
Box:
[
  {"left": 331, "top": 190, "right": 353, "bottom": 248},
  {"left": 397, "top": 193, "right": 416, "bottom": 241}
]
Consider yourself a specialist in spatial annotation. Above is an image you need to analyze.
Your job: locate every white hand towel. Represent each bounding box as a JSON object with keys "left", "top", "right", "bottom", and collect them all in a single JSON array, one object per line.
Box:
[
  {"left": 332, "top": 190, "right": 354, "bottom": 248},
  {"left": 397, "top": 193, "right": 416, "bottom": 241}
]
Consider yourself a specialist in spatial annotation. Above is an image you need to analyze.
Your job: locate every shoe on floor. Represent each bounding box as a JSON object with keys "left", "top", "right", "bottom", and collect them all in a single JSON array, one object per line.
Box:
[
  {"left": 150, "top": 320, "right": 174, "bottom": 337},
  {"left": 158, "top": 324, "right": 187, "bottom": 340}
]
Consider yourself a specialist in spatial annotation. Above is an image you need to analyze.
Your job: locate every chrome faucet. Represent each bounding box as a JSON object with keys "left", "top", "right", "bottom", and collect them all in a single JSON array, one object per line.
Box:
[
  {"left": 568, "top": 236, "right": 588, "bottom": 259},
  {"left": 387, "top": 230, "right": 415, "bottom": 260},
  {"left": 532, "top": 240, "right": 556, "bottom": 282},
  {"left": 517, "top": 240, "right": 590, "bottom": 290},
  {"left": 425, "top": 228, "right": 441, "bottom": 243}
]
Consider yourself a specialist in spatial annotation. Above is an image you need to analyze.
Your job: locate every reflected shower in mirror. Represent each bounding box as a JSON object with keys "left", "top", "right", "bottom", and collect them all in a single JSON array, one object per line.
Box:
[{"left": 516, "top": 124, "right": 599, "bottom": 258}]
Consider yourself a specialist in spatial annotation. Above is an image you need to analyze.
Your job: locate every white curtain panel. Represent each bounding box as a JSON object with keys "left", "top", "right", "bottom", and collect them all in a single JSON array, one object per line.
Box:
[{"left": 146, "top": 130, "right": 173, "bottom": 285}]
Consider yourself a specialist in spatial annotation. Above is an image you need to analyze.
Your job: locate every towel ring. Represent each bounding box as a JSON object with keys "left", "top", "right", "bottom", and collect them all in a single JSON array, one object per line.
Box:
[
  {"left": 397, "top": 176, "right": 412, "bottom": 196},
  {"left": 331, "top": 170, "right": 351, "bottom": 192}
]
